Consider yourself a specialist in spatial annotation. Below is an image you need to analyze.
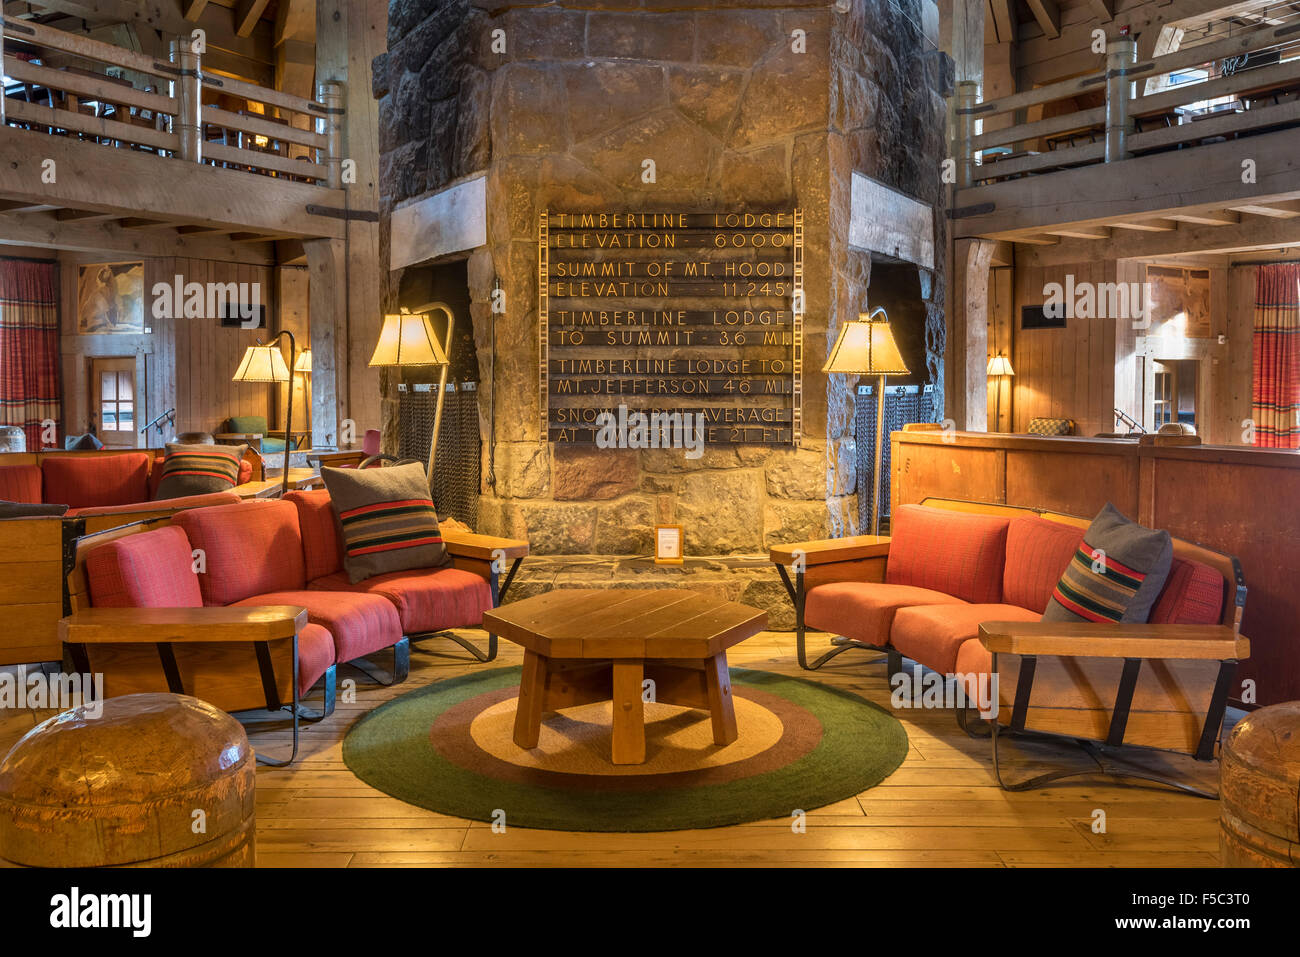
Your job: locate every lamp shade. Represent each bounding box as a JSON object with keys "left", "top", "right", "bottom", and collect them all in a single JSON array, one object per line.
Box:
[
  {"left": 986, "top": 353, "right": 1015, "bottom": 377},
  {"left": 369, "top": 313, "right": 449, "bottom": 367},
  {"left": 294, "top": 350, "right": 312, "bottom": 373},
  {"left": 822, "top": 312, "right": 909, "bottom": 375},
  {"left": 232, "top": 344, "right": 291, "bottom": 383}
]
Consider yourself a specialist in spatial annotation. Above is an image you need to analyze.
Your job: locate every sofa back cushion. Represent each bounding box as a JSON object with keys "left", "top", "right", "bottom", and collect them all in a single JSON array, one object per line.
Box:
[
  {"left": 1150, "top": 557, "right": 1226, "bottom": 625},
  {"left": 86, "top": 525, "right": 202, "bottom": 608},
  {"left": 1002, "top": 515, "right": 1085, "bottom": 613},
  {"left": 285, "top": 489, "right": 345, "bottom": 581},
  {"left": 172, "top": 499, "right": 306, "bottom": 605},
  {"left": 41, "top": 453, "right": 150, "bottom": 508},
  {"left": 886, "top": 504, "right": 1010, "bottom": 604},
  {"left": 227, "top": 415, "right": 268, "bottom": 435},
  {"left": 0, "top": 465, "right": 42, "bottom": 504}
]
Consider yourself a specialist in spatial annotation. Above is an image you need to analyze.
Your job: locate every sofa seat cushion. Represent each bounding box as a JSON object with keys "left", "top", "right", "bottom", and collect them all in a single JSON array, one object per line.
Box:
[
  {"left": 0, "top": 465, "right": 42, "bottom": 504},
  {"left": 885, "top": 504, "right": 1010, "bottom": 604},
  {"left": 286, "top": 489, "right": 344, "bottom": 581},
  {"left": 805, "top": 582, "right": 965, "bottom": 648},
  {"left": 1151, "top": 557, "right": 1225, "bottom": 625},
  {"left": 1003, "top": 515, "right": 1085, "bottom": 614},
  {"left": 172, "top": 500, "right": 307, "bottom": 605},
  {"left": 67, "top": 491, "right": 241, "bottom": 518},
  {"left": 41, "top": 452, "right": 150, "bottom": 508},
  {"left": 309, "top": 567, "right": 492, "bottom": 634},
  {"left": 892, "top": 603, "right": 1040, "bottom": 676},
  {"left": 233, "top": 589, "right": 402, "bottom": 663},
  {"left": 86, "top": 525, "right": 202, "bottom": 608},
  {"left": 954, "top": 637, "right": 993, "bottom": 685},
  {"left": 297, "top": 622, "right": 336, "bottom": 697}
]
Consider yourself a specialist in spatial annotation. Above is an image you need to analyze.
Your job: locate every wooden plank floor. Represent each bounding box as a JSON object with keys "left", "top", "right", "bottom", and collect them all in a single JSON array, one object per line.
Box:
[{"left": 0, "top": 630, "right": 1229, "bottom": 868}]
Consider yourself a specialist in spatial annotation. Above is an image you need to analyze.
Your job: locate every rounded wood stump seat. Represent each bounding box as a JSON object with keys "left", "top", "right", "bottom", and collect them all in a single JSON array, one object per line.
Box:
[
  {"left": 0, "top": 693, "right": 255, "bottom": 868},
  {"left": 1220, "top": 701, "right": 1300, "bottom": 867}
]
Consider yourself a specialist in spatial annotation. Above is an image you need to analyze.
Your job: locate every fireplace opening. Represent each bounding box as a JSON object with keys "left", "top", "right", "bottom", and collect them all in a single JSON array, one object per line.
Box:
[{"left": 395, "top": 259, "right": 482, "bottom": 527}]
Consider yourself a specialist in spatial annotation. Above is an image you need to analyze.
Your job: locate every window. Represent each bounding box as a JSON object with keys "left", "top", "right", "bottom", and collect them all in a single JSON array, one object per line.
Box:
[{"left": 100, "top": 370, "right": 133, "bottom": 433}]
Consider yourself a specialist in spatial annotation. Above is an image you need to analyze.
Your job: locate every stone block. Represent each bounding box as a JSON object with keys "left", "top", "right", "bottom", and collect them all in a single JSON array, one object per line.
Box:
[
  {"left": 563, "top": 62, "right": 667, "bottom": 144},
  {"left": 667, "top": 67, "right": 746, "bottom": 139},
  {"left": 497, "top": 441, "right": 551, "bottom": 498},
  {"left": 593, "top": 494, "right": 657, "bottom": 553},
  {"left": 676, "top": 470, "right": 764, "bottom": 554},
  {"left": 730, "top": 40, "right": 829, "bottom": 148},
  {"left": 695, "top": 11, "right": 781, "bottom": 68},
  {"left": 552, "top": 447, "right": 639, "bottom": 501},
  {"left": 763, "top": 500, "right": 828, "bottom": 548},
  {"left": 586, "top": 12, "right": 695, "bottom": 62},
  {"left": 491, "top": 64, "right": 567, "bottom": 156},
  {"left": 510, "top": 502, "right": 599, "bottom": 553},
  {"left": 500, "top": 7, "right": 586, "bottom": 60},
  {"left": 719, "top": 144, "right": 791, "bottom": 207},
  {"left": 764, "top": 444, "right": 828, "bottom": 499},
  {"left": 573, "top": 109, "right": 718, "bottom": 191}
]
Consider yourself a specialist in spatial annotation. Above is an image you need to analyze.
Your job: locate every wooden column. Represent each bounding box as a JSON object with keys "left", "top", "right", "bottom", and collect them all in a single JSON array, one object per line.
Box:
[
  {"left": 947, "top": 239, "right": 996, "bottom": 431},
  {"left": 304, "top": 238, "right": 344, "bottom": 448},
  {"left": 316, "top": 0, "right": 386, "bottom": 443},
  {"left": 170, "top": 37, "right": 202, "bottom": 163}
]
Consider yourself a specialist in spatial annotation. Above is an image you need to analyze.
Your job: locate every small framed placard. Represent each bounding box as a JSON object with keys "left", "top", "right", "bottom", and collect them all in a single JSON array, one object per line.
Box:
[{"left": 654, "top": 525, "right": 683, "bottom": 565}]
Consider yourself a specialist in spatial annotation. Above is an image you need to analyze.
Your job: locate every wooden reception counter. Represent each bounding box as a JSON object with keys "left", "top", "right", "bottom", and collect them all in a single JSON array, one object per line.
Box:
[{"left": 890, "top": 429, "right": 1300, "bottom": 707}]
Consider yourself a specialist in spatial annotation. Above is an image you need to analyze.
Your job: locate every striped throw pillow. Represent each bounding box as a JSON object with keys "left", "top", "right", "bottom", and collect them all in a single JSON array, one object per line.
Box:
[
  {"left": 320, "top": 462, "right": 449, "bottom": 584},
  {"left": 1042, "top": 503, "right": 1172, "bottom": 624},
  {"left": 154, "top": 443, "right": 246, "bottom": 501}
]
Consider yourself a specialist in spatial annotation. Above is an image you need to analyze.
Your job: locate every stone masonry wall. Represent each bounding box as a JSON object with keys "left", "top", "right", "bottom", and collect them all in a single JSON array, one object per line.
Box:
[{"left": 375, "top": 0, "right": 949, "bottom": 556}]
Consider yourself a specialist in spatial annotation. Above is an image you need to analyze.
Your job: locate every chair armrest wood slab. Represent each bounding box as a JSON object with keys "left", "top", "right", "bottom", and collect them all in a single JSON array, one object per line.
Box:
[
  {"left": 978, "top": 621, "right": 1249, "bottom": 660},
  {"left": 442, "top": 531, "right": 529, "bottom": 561},
  {"left": 768, "top": 535, "right": 890, "bottom": 566},
  {"left": 59, "top": 606, "right": 308, "bottom": 644}
]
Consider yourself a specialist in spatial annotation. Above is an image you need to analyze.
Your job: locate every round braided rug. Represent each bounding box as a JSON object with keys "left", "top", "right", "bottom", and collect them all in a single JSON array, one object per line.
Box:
[{"left": 342, "top": 666, "right": 908, "bottom": 832}]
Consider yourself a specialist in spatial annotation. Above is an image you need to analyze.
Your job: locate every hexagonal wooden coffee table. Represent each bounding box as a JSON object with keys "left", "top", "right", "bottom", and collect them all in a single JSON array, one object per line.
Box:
[{"left": 482, "top": 589, "right": 768, "bottom": 765}]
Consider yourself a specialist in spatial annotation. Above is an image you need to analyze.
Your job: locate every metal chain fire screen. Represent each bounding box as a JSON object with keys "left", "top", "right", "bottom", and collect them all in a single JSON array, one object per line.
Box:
[
  {"left": 397, "top": 384, "right": 481, "bottom": 529},
  {"left": 855, "top": 383, "right": 934, "bottom": 532}
]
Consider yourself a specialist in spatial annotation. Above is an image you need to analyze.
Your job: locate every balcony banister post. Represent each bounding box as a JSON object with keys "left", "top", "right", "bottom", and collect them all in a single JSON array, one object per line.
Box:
[
  {"left": 170, "top": 36, "right": 201, "bottom": 163},
  {"left": 317, "top": 80, "right": 344, "bottom": 189},
  {"left": 953, "top": 80, "right": 979, "bottom": 189},
  {"left": 1105, "top": 36, "right": 1137, "bottom": 163}
]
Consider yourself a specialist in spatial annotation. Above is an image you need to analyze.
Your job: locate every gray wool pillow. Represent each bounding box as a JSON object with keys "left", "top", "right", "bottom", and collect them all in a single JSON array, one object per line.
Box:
[
  {"left": 1042, "top": 502, "right": 1173, "bottom": 624},
  {"left": 320, "top": 462, "right": 449, "bottom": 584}
]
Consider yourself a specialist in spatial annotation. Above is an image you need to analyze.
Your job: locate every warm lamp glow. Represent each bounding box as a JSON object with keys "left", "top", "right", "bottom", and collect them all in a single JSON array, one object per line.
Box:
[
  {"left": 822, "top": 309, "right": 910, "bottom": 375},
  {"left": 986, "top": 353, "right": 1015, "bottom": 377},
  {"left": 369, "top": 313, "right": 449, "bottom": 367},
  {"left": 232, "top": 344, "right": 291, "bottom": 383},
  {"left": 294, "top": 350, "right": 312, "bottom": 373}
]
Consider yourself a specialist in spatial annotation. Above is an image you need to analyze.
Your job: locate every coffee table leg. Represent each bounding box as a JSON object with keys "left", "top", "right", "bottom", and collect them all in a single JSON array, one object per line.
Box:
[
  {"left": 513, "top": 651, "right": 547, "bottom": 749},
  {"left": 706, "top": 652, "right": 738, "bottom": 746},
  {"left": 611, "top": 660, "right": 646, "bottom": 765}
]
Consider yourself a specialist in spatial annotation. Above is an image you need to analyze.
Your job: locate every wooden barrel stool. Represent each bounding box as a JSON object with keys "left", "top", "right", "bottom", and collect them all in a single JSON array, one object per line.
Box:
[
  {"left": 1220, "top": 701, "right": 1300, "bottom": 867},
  {"left": 0, "top": 693, "right": 255, "bottom": 868}
]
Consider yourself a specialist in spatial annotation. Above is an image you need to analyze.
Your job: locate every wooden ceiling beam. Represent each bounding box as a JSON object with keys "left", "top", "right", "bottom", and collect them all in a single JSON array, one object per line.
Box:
[
  {"left": 0, "top": 127, "right": 346, "bottom": 240},
  {"left": 1230, "top": 200, "right": 1300, "bottom": 219},
  {"left": 183, "top": 0, "right": 208, "bottom": 22},
  {"left": 1021, "top": 213, "right": 1300, "bottom": 267},
  {"left": 1111, "top": 218, "right": 1180, "bottom": 232},
  {"left": 235, "top": 0, "right": 272, "bottom": 39},
  {"left": 0, "top": 212, "right": 275, "bottom": 264},
  {"left": 1025, "top": 0, "right": 1061, "bottom": 39},
  {"left": 1046, "top": 225, "right": 1111, "bottom": 240},
  {"left": 22, "top": 0, "right": 189, "bottom": 35},
  {"left": 989, "top": 0, "right": 1015, "bottom": 43},
  {"left": 1167, "top": 209, "right": 1241, "bottom": 226}
]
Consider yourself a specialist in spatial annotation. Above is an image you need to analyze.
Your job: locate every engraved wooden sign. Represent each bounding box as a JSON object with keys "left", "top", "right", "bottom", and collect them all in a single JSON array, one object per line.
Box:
[{"left": 539, "top": 210, "right": 803, "bottom": 446}]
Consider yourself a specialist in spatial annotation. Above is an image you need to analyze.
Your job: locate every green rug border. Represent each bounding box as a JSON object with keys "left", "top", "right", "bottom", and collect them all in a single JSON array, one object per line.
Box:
[{"left": 341, "top": 666, "right": 909, "bottom": 832}]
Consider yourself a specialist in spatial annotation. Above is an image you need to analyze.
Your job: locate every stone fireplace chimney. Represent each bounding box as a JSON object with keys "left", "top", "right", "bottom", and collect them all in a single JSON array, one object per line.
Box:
[{"left": 374, "top": 0, "right": 950, "bottom": 582}]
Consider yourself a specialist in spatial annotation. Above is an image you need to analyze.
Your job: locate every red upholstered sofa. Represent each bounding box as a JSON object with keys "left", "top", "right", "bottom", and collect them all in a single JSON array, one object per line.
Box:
[
  {"left": 0, "top": 449, "right": 254, "bottom": 516},
  {"left": 61, "top": 496, "right": 529, "bottom": 763},
  {"left": 770, "top": 499, "right": 1248, "bottom": 781}
]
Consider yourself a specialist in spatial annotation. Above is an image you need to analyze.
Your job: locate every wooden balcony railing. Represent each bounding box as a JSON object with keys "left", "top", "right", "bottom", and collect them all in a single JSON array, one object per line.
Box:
[
  {"left": 954, "top": 19, "right": 1300, "bottom": 188},
  {"left": 1, "top": 18, "right": 342, "bottom": 187}
]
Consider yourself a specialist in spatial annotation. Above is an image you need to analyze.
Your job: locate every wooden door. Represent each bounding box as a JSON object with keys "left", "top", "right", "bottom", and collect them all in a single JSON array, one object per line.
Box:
[{"left": 90, "top": 357, "right": 140, "bottom": 448}]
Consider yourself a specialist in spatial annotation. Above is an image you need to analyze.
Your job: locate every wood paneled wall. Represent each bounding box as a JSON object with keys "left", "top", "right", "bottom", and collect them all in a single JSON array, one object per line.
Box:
[
  {"left": 60, "top": 257, "right": 288, "bottom": 444},
  {"left": 1011, "top": 259, "right": 1118, "bottom": 437}
]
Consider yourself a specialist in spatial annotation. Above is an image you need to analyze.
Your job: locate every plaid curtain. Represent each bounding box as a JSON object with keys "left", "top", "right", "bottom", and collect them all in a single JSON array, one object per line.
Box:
[{"left": 0, "top": 260, "right": 61, "bottom": 449}]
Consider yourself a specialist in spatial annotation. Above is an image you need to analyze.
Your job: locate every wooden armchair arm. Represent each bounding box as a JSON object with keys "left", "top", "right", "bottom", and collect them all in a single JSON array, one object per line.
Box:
[
  {"left": 441, "top": 530, "right": 529, "bottom": 562},
  {"left": 768, "top": 535, "right": 890, "bottom": 566},
  {"left": 978, "top": 621, "right": 1250, "bottom": 661},
  {"left": 59, "top": 606, "right": 308, "bottom": 644}
]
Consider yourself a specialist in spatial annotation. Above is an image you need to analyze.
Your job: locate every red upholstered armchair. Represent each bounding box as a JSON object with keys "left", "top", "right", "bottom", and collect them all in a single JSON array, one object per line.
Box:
[{"left": 769, "top": 498, "right": 1248, "bottom": 796}]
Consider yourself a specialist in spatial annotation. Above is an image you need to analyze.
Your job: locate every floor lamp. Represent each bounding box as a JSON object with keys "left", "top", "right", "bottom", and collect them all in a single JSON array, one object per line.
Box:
[
  {"left": 368, "top": 309, "right": 452, "bottom": 488},
  {"left": 823, "top": 306, "right": 910, "bottom": 536},
  {"left": 233, "top": 330, "right": 297, "bottom": 497},
  {"left": 987, "top": 353, "right": 1015, "bottom": 432}
]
